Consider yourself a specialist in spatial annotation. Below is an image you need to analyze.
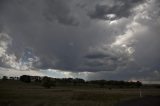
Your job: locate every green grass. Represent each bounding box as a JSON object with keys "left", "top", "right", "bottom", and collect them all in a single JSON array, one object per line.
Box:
[{"left": 0, "top": 80, "right": 160, "bottom": 106}]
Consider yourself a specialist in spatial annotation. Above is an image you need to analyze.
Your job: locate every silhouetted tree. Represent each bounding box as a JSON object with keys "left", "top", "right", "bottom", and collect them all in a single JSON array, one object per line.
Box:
[
  {"left": 136, "top": 81, "right": 142, "bottom": 88},
  {"left": 98, "top": 80, "right": 106, "bottom": 88},
  {"left": 20, "top": 75, "right": 31, "bottom": 83},
  {"left": 2, "top": 76, "right": 8, "bottom": 81},
  {"left": 42, "top": 77, "right": 52, "bottom": 88},
  {"left": 73, "top": 78, "right": 85, "bottom": 86}
]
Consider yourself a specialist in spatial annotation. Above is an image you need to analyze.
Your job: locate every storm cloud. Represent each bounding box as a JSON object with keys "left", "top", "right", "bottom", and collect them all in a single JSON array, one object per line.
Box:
[
  {"left": 0, "top": 0, "right": 160, "bottom": 82},
  {"left": 88, "top": 0, "right": 145, "bottom": 20}
]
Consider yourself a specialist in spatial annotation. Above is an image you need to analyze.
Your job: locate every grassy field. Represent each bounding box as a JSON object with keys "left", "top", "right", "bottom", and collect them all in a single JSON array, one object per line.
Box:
[{"left": 0, "top": 80, "right": 160, "bottom": 106}]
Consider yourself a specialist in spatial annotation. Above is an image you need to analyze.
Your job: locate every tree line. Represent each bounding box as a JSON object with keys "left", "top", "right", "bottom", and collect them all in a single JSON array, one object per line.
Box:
[{"left": 1, "top": 75, "right": 142, "bottom": 89}]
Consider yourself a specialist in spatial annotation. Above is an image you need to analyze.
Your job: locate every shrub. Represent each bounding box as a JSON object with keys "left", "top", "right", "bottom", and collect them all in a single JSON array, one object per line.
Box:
[
  {"left": 42, "top": 77, "right": 52, "bottom": 89},
  {"left": 2, "top": 76, "right": 8, "bottom": 81},
  {"left": 20, "top": 75, "right": 31, "bottom": 83}
]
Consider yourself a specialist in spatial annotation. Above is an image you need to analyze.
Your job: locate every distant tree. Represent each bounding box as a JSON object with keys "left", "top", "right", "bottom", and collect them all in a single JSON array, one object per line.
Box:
[
  {"left": 136, "top": 81, "right": 142, "bottom": 88},
  {"left": 2, "top": 76, "right": 8, "bottom": 81},
  {"left": 99, "top": 80, "right": 106, "bottom": 88},
  {"left": 34, "top": 77, "right": 42, "bottom": 83},
  {"left": 42, "top": 77, "right": 52, "bottom": 89},
  {"left": 73, "top": 78, "right": 85, "bottom": 86},
  {"left": 20, "top": 75, "right": 31, "bottom": 83}
]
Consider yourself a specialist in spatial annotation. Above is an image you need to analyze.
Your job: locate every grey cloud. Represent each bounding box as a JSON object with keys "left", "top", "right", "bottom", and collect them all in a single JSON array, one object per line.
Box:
[
  {"left": 85, "top": 52, "right": 109, "bottom": 59},
  {"left": 86, "top": 0, "right": 160, "bottom": 81},
  {"left": 88, "top": 0, "right": 145, "bottom": 20},
  {"left": 82, "top": 46, "right": 131, "bottom": 72},
  {"left": 0, "top": 0, "right": 160, "bottom": 82},
  {"left": 88, "top": 67, "right": 160, "bottom": 82},
  {"left": 44, "top": 0, "right": 78, "bottom": 26},
  {"left": 0, "top": 0, "right": 78, "bottom": 26},
  {"left": 0, "top": 0, "right": 115, "bottom": 72}
]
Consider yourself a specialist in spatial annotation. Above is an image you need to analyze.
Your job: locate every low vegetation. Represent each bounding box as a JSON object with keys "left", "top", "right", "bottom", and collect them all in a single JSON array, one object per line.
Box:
[
  {"left": 0, "top": 75, "right": 159, "bottom": 106},
  {"left": 18, "top": 75, "right": 143, "bottom": 89}
]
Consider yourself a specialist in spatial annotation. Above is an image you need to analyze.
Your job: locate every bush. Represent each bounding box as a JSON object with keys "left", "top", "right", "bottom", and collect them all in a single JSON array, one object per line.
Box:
[
  {"left": 2, "top": 76, "right": 8, "bottom": 81},
  {"left": 42, "top": 77, "right": 52, "bottom": 89},
  {"left": 20, "top": 75, "right": 31, "bottom": 83},
  {"left": 136, "top": 81, "right": 142, "bottom": 88}
]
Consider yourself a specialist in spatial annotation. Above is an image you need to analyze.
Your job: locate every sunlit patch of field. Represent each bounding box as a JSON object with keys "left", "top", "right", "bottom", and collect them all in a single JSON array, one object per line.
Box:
[{"left": 0, "top": 80, "right": 160, "bottom": 106}]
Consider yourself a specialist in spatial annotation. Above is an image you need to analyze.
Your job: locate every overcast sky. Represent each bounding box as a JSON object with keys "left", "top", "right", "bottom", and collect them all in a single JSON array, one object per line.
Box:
[{"left": 0, "top": 0, "right": 160, "bottom": 83}]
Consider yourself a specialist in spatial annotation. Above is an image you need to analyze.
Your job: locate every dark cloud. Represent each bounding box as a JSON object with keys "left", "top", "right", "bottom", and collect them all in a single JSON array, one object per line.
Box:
[
  {"left": 88, "top": 0, "right": 145, "bottom": 20},
  {"left": 44, "top": 0, "right": 78, "bottom": 26},
  {"left": 0, "top": 0, "right": 115, "bottom": 72},
  {"left": 0, "top": 0, "right": 160, "bottom": 82},
  {"left": 82, "top": 46, "right": 131, "bottom": 72},
  {"left": 0, "top": 0, "right": 78, "bottom": 26},
  {"left": 85, "top": 52, "right": 109, "bottom": 59}
]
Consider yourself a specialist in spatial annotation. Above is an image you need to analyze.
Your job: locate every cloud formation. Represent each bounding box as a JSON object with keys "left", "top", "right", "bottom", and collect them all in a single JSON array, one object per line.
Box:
[
  {"left": 0, "top": 33, "right": 39, "bottom": 70},
  {"left": 88, "top": 0, "right": 145, "bottom": 20},
  {"left": 44, "top": 0, "right": 78, "bottom": 26},
  {"left": 0, "top": 0, "right": 160, "bottom": 82}
]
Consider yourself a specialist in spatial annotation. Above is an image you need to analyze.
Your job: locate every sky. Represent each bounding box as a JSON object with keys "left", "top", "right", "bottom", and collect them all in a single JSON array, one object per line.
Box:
[{"left": 0, "top": 0, "right": 160, "bottom": 83}]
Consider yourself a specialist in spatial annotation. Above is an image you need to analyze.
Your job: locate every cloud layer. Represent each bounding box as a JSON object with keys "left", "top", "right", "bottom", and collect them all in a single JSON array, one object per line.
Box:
[{"left": 0, "top": 0, "right": 160, "bottom": 82}]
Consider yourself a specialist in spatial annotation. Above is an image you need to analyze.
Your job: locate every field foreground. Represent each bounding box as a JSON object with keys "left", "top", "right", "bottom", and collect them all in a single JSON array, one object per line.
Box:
[
  {"left": 0, "top": 80, "right": 160, "bottom": 106},
  {"left": 115, "top": 96, "right": 160, "bottom": 106}
]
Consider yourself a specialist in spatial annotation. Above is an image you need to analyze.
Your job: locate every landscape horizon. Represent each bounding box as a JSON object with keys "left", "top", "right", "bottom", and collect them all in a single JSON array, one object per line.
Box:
[{"left": 0, "top": 0, "right": 160, "bottom": 105}]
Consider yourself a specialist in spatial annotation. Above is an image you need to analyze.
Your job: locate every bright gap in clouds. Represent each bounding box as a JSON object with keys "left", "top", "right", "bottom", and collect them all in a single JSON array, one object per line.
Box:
[
  {"left": 0, "top": 67, "right": 44, "bottom": 77},
  {"left": 40, "top": 69, "right": 92, "bottom": 80},
  {"left": 0, "top": 33, "right": 40, "bottom": 70}
]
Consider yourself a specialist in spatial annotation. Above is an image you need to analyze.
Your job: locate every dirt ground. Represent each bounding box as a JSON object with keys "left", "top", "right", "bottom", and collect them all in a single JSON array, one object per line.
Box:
[
  {"left": 115, "top": 96, "right": 160, "bottom": 106},
  {"left": 0, "top": 80, "right": 160, "bottom": 106}
]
